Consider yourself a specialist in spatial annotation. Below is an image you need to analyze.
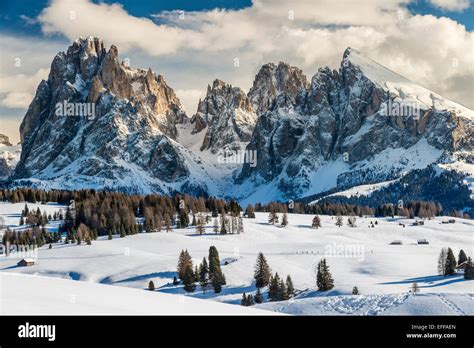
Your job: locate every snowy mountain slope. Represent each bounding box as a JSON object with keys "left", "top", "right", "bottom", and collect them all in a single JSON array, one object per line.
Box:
[
  {"left": 1, "top": 210, "right": 473, "bottom": 315},
  {"left": 0, "top": 273, "right": 273, "bottom": 315},
  {"left": 346, "top": 48, "right": 474, "bottom": 120},
  {"left": 8, "top": 38, "right": 474, "bottom": 206}
]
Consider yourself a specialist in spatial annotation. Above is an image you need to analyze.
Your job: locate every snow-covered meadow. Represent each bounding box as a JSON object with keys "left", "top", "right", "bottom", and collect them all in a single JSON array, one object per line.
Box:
[{"left": 0, "top": 203, "right": 473, "bottom": 315}]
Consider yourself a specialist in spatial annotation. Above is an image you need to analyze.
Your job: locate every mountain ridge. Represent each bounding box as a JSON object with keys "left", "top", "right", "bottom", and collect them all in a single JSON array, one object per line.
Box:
[{"left": 5, "top": 37, "right": 473, "bottom": 206}]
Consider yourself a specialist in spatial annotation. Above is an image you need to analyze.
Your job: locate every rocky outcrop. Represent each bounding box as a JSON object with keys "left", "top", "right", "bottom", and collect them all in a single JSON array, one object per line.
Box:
[
  {"left": 15, "top": 37, "right": 195, "bottom": 193},
  {"left": 192, "top": 79, "right": 257, "bottom": 154},
  {"left": 12, "top": 40, "right": 474, "bottom": 201},
  {"left": 237, "top": 48, "right": 474, "bottom": 198}
]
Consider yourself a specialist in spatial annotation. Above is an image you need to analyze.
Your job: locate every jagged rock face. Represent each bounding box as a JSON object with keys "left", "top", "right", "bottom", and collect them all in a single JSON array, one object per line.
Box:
[
  {"left": 238, "top": 48, "right": 474, "bottom": 198},
  {"left": 249, "top": 62, "right": 309, "bottom": 115},
  {"left": 15, "top": 37, "right": 190, "bottom": 189},
  {"left": 193, "top": 79, "right": 257, "bottom": 154},
  {"left": 12, "top": 40, "right": 474, "bottom": 201}
]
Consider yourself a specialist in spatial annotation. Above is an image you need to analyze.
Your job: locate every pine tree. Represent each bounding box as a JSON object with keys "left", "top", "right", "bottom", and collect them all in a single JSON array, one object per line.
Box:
[
  {"left": 281, "top": 212, "right": 288, "bottom": 227},
  {"left": 254, "top": 252, "right": 271, "bottom": 289},
  {"left": 286, "top": 275, "right": 295, "bottom": 297},
  {"left": 464, "top": 258, "right": 474, "bottom": 280},
  {"left": 177, "top": 249, "right": 193, "bottom": 280},
  {"left": 209, "top": 246, "right": 225, "bottom": 293},
  {"left": 254, "top": 288, "right": 263, "bottom": 304},
  {"left": 182, "top": 265, "right": 196, "bottom": 292},
  {"left": 241, "top": 293, "right": 248, "bottom": 306},
  {"left": 193, "top": 265, "right": 200, "bottom": 283},
  {"left": 312, "top": 215, "right": 321, "bottom": 229},
  {"left": 278, "top": 278, "right": 288, "bottom": 300},
  {"left": 179, "top": 209, "right": 189, "bottom": 228},
  {"left": 445, "top": 248, "right": 456, "bottom": 276},
  {"left": 213, "top": 218, "right": 219, "bottom": 234},
  {"left": 268, "top": 273, "right": 280, "bottom": 301},
  {"left": 352, "top": 286, "right": 359, "bottom": 295},
  {"left": 19, "top": 216, "right": 24, "bottom": 225},
  {"left": 458, "top": 249, "right": 468, "bottom": 265},
  {"left": 335, "top": 215, "right": 343, "bottom": 227},
  {"left": 148, "top": 280, "right": 155, "bottom": 291},
  {"left": 316, "top": 259, "right": 334, "bottom": 291},
  {"left": 220, "top": 213, "right": 227, "bottom": 234},
  {"left": 108, "top": 230, "right": 112, "bottom": 240},
  {"left": 199, "top": 257, "right": 209, "bottom": 291}
]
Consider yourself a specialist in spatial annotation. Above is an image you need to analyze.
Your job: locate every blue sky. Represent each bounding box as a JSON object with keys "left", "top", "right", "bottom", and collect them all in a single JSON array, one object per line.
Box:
[
  {"left": 1, "top": 0, "right": 472, "bottom": 35},
  {"left": 0, "top": 0, "right": 473, "bottom": 143}
]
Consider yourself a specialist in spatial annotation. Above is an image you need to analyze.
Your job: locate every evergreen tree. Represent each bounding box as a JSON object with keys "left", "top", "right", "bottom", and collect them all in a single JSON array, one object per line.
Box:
[
  {"left": 209, "top": 246, "right": 226, "bottom": 293},
  {"left": 182, "top": 265, "right": 196, "bottom": 292},
  {"left": 335, "top": 216, "right": 343, "bottom": 227},
  {"left": 241, "top": 293, "right": 248, "bottom": 306},
  {"left": 281, "top": 212, "right": 288, "bottom": 227},
  {"left": 254, "top": 252, "right": 271, "bottom": 289},
  {"left": 458, "top": 249, "right": 468, "bottom": 265},
  {"left": 278, "top": 278, "right": 288, "bottom": 300},
  {"left": 19, "top": 216, "right": 24, "bottom": 225},
  {"left": 199, "top": 257, "right": 209, "bottom": 291},
  {"left": 220, "top": 213, "right": 227, "bottom": 234},
  {"left": 268, "top": 273, "right": 280, "bottom": 301},
  {"left": 108, "top": 230, "right": 112, "bottom": 240},
  {"left": 193, "top": 265, "right": 200, "bottom": 283},
  {"left": 179, "top": 209, "right": 189, "bottom": 228},
  {"left": 213, "top": 218, "right": 219, "bottom": 234},
  {"left": 286, "top": 275, "right": 295, "bottom": 297},
  {"left": 312, "top": 215, "right": 321, "bottom": 229},
  {"left": 254, "top": 288, "right": 263, "bottom": 304},
  {"left": 445, "top": 248, "right": 456, "bottom": 276},
  {"left": 148, "top": 280, "right": 155, "bottom": 291},
  {"left": 177, "top": 249, "right": 193, "bottom": 280},
  {"left": 464, "top": 258, "right": 474, "bottom": 280},
  {"left": 316, "top": 259, "right": 334, "bottom": 291},
  {"left": 352, "top": 286, "right": 359, "bottom": 295}
]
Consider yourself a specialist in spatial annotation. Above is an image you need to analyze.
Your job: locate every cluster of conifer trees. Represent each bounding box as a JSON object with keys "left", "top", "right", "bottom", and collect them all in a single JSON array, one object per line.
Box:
[
  {"left": 438, "top": 248, "right": 473, "bottom": 280},
  {"left": 176, "top": 246, "right": 226, "bottom": 293}
]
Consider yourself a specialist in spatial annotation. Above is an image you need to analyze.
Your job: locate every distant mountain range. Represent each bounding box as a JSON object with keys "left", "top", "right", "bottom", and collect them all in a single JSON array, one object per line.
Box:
[{"left": 3, "top": 37, "right": 473, "bottom": 209}]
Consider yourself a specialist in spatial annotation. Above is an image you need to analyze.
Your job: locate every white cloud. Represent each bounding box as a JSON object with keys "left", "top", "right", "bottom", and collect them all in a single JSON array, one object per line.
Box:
[
  {"left": 0, "top": 0, "right": 471, "bottom": 142},
  {"left": 33, "top": 0, "right": 473, "bottom": 110},
  {"left": 428, "top": 0, "right": 471, "bottom": 11},
  {"left": 0, "top": 68, "right": 49, "bottom": 108}
]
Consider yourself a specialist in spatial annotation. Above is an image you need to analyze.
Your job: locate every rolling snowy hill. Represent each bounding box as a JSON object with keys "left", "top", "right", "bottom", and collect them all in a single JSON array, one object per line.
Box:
[{"left": 1, "top": 206, "right": 472, "bottom": 315}]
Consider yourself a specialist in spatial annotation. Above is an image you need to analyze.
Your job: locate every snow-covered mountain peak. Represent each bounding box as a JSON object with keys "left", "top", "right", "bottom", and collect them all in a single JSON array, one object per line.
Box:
[
  {"left": 249, "top": 61, "right": 309, "bottom": 115},
  {"left": 343, "top": 47, "right": 474, "bottom": 120}
]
